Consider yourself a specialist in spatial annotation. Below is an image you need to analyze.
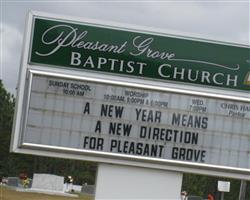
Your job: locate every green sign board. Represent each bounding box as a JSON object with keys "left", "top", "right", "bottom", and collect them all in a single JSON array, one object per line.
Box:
[{"left": 30, "top": 17, "right": 250, "bottom": 92}]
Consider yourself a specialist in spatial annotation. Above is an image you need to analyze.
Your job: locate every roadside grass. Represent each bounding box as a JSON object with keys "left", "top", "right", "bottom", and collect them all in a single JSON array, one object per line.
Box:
[{"left": 0, "top": 185, "right": 94, "bottom": 200}]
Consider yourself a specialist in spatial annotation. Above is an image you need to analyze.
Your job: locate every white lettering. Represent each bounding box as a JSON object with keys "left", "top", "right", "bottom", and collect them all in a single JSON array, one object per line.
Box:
[
  {"left": 173, "top": 67, "right": 185, "bottom": 80},
  {"left": 97, "top": 57, "right": 107, "bottom": 69},
  {"left": 138, "top": 62, "right": 148, "bottom": 75},
  {"left": 213, "top": 73, "right": 224, "bottom": 85},
  {"left": 36, "top": 25, "right": 77, "bottom": 56},
  {"left": 126, "top": 61, "right": 135, "bottom": 73},
  {"left": 187, "top": 69, "right": 199, "bottom": 81},
  {"left": 158, "top": 64, "right": 171, "bottom": 78},
  {"left": 83, "top": 56, "right": 95, "bottom": 68},
  {"left": 130, "top": 36, "right": 175, "bottom": 60},
  {"left": 71, "top": 31, "right": 88, "bottom": 48},
  {"left": 109, "top": 58, "right": 119, "bottom": 71},
  {"left": 70, "top": 52, "right": 81, "bottom": 66},
  {"left": 226, "top": 75, "right": 238, "bottom": 86},
  {"left": 201, "top": 71, "right": 211, "bottom": 83}
]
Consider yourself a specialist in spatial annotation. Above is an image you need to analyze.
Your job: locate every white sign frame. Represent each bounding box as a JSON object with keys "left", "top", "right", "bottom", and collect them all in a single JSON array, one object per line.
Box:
[{"left": 11, "top": 11, "right": 250, "bottom": 180}]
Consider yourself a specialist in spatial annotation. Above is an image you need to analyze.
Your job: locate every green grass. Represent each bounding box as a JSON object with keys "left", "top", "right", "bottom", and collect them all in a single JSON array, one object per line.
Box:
[{"left": 0, "top": 185, "right": 94, "bottom": 200}]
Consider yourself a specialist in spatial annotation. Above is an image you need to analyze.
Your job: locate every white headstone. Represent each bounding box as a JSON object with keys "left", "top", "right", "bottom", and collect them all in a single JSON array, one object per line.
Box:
[
  {"left": 7, "top": 177, "right": 20, "bottom": 187},
  {"left": 32, "top": 173, "right": 64, "bottom": 192}
]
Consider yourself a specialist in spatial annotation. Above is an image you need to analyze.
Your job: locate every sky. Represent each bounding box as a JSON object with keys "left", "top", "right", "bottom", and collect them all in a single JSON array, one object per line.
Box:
[{"left": 0, "top": 0, "right": 249, "bottom": 94}]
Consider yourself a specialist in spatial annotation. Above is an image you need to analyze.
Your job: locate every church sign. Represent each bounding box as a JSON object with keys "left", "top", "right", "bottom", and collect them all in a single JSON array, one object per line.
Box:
[
  {"left": 11, "top": 11, "right": 250, "bottom": 180},
  {"left": 29, "top": 17, "right": 250, "bottom": 92}
]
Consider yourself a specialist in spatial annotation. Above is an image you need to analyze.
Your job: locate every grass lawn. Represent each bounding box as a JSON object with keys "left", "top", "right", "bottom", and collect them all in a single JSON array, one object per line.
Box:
[{"left": 0, "top": 185, "right": 94, "bottom": 200}]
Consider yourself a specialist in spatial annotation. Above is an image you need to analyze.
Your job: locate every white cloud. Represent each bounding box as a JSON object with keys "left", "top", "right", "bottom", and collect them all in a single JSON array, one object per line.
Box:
[{"left": 0, "top": 23, "right": 23, "bottom": 94}]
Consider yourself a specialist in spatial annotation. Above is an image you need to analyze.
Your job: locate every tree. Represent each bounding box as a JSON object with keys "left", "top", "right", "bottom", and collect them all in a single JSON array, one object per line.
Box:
[{"left": 0, "top": 80, "right": 15, "bottom": 177}]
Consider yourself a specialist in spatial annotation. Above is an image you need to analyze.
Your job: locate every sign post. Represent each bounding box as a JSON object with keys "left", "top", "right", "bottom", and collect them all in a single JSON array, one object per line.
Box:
[
  {"left": 95, "top": 164, "right": 182, "bottom": 200},
  {"left": 10, "top": 11, "right": 250, "bottom": 199},
  {"left": 239, "top": 180, "right": 247, "bottom": 200},
  {"left": 218, "top": 181, "right": 230, "bottom": 200}
]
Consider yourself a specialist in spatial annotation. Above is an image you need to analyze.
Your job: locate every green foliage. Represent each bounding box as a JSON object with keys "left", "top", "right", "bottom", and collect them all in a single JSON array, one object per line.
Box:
[
  {"left": 0, "top": 81, "right": 15, "bottom": 131},
  {"left": 182, "top": 173, "right": 250, "bottom": 200},
  {"left": 0, "top": 80, "right": 15, "bottom": 177}
]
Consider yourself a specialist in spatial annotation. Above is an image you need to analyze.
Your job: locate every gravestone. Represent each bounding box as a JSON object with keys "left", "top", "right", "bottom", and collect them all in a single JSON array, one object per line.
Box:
[
  {"left": 64, "top": 184, "right": 82, "bottom": 193},
  {"left": 81, "top": 185, "right": 95, "bottom": 195},
  {"left": 7, "top": 177, "right": 20, "bottom": 187},
  {"left": 31, "top": 173, "right": 64, "bottom": 192}
]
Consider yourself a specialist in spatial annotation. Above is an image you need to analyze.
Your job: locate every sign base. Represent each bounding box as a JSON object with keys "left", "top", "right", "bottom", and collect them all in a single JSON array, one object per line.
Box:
[{"left": 95, "top": 163, "right": 183, "bottom": 200}]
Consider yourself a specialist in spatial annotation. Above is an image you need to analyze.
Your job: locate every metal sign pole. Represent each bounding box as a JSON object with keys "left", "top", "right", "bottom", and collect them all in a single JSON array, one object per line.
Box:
[
  {"left": 239, "top": 180, "right": 247, "bottom": 200},
  {"left": 220, "top": 192, "right": 224, "bottom": 200}
]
